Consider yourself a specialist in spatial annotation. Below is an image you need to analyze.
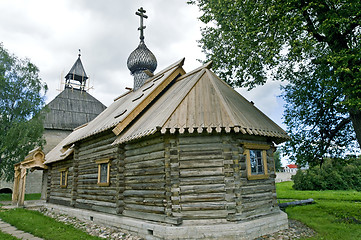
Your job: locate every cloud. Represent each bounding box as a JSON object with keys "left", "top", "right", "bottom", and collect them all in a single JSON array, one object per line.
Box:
[{"left": 0, "top": 0, "right": 286, "bottom": 128}]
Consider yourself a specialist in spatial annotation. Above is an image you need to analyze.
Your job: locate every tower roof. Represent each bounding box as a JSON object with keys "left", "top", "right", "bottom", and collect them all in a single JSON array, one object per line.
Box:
[
  {"left": 65, "top": 53, "right": 88, "bottom": 82},
  {"left": 43, "top": 88, "right": 106, "bottom": 130}
]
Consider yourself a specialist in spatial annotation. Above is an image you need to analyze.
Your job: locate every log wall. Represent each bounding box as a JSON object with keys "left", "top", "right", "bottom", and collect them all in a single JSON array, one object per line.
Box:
[
  {"left": 122, "top": 135, "right": 181, "bottom": 224},
  {"left": 47, "top": 158, "right": 73, "bottom": 206},
  {"left": 173, "top": 134, "right": 228, "bottom": 220},
  {"left": 47, "top": 131, "right": 279, "bottom": 223},
  {"left": 73, "top": 132, "right": 118, "bottom": 214},
  {"left": 235, "top": 138, "right": 278, "bottom": 220}
]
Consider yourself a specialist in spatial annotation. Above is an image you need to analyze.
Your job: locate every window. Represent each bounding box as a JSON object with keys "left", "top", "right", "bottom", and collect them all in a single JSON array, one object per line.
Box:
[
  {"left": 96, "top": 159, "right": 111, "bottom": 186},
  {"left": 59, "top": 168, "right": 68, "bottom": 188},
  {"left": 244, "top": 143, "right": 270, "bottom": 180}
]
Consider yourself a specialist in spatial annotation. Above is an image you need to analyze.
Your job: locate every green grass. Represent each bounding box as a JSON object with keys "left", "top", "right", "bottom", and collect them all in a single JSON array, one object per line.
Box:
[
  {"left": 0, "top": 231, "right": 19, "bottom": 240},
  {"left": 276, "top": 181, "right": 361, "bottom": 201},
  {"left": 0, "top": 208, "right": 101, "bottom": 240},
  {"left": 276, "top": 181, "right": 361, "bottom": 240},
  {"left": 0, "top": 193, "right": 41, "bottom": 201}
]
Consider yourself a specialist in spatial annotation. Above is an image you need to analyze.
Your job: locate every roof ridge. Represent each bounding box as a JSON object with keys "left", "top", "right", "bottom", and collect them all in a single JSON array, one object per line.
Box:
[{"left": 176, "top": 61, "right": 212, "bottom": 82}]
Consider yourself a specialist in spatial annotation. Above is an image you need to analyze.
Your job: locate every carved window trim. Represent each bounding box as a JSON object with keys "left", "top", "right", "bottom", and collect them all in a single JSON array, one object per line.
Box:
[
  {"left": 243, "top": 143, "right": 270, "bottom": 180},
  {"left": 59, "top": 168, "right": 68, "bottom": 188},
  {"left": 95, "top": 159, "right": 111, "bottom": 186}
]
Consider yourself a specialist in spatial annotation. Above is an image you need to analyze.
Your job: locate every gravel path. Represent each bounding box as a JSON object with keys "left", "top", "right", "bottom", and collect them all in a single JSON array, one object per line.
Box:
[{"left": 38, "top": 208, "right": 316, "bottom": 239}]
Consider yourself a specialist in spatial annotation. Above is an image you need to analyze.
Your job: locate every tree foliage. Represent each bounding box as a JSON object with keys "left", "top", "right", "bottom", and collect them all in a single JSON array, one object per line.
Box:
[
  {"left": 189, "top": 0, "right": 361, "bottom": 158},
  {"left": 0, "top": 43, "right": 47, "bottom": 181},
  {"left": 282, "top": 65, "right": 357, "bottom": 167},
  {"left": 292, "top": 156, "right": 361, "bottom": 190},
  {"left": 274, "top": 149, "right": 282, "bottom": 172}
]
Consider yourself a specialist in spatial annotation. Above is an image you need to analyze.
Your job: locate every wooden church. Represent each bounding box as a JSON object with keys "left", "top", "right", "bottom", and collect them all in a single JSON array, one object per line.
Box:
[{"left": 44, "top": 8, "right": 289, "bottom": 240}]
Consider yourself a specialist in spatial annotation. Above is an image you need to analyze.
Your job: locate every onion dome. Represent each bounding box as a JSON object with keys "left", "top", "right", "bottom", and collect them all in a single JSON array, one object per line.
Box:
[
  {"left": 127, "top": 40, "right": 157, "bottom": 75},
  {"left": 127, "top": 7, "right": 157, "bottom": 91}
]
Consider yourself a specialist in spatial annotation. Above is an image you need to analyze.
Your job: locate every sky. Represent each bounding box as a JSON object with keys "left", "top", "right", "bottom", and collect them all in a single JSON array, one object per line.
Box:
[{"left": 0, "top": 0, "right": 287, "bottom": 132}]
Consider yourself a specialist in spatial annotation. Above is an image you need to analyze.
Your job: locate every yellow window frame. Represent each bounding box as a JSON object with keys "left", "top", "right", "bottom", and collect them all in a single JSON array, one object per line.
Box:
[
  {"left": 243, "top": 143, "right": 270, "bottom": 180},
  {"left": 95, "top": 159, "right": 111, "bottom": 186},
  {"left": 59, "top": 168, "right": 68, "bottom": 188}
]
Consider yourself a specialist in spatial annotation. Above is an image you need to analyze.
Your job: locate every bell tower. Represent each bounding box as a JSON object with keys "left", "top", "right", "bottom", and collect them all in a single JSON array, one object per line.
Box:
[{"left": 65, "top": 50, "right": 88, "bottom": 91}]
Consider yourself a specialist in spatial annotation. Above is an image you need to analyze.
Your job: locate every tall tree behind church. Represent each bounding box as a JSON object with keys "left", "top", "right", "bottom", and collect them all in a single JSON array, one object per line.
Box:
[
  {"left": 0, "top": 43, "right": 47, "bottom": 181},
  {"left": 189, "top": 0, "right": 361, "bottom": 155}
]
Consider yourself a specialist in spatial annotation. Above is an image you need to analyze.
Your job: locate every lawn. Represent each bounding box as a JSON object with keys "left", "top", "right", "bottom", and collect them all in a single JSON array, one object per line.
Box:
[
  {"left": 276, "top": 181, "right": 361, "bottom": 240},
  {"left": 0, "top": 193, "right": 41, "bottom": 201},
  {"left": 0, "top": 208, "right": 101, "bottom": 240},
  {"left": 0, "top": 231, "right": 19, "bottom": 240}
]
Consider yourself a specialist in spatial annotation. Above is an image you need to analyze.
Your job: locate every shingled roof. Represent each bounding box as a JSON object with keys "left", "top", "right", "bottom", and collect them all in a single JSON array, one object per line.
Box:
[
  {"left": 45, "top": 59, "right": 289, "bottom": 164},
  {"left": 43, "top": 88, "right": 106, "bottom": 130},
  {"left": 113, "top": 62, "right": 289, "bottom": 145}
]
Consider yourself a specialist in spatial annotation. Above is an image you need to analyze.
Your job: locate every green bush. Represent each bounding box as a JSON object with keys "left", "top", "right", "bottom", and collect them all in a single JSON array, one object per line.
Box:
[{"left": 292, "top": 157, "right": 361, "bottom": 191}]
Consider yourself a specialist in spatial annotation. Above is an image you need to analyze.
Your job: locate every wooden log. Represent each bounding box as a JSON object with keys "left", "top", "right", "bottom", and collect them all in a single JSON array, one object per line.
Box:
[
  {"left": 180, "top": 184, "right": 225, "bottom": 194},
  {"left": 122, "top": 210, "right": 182, "bottom": 225},
  {"left": 124, "top": 136, "right": 164, "bottom": 150},
  {"left": 125, "top": 142, "right": 164, "bottom": 157},
  {"left": 125, "top": 159, "right": 164, "bottom": 169},
  {"left": 278, "top": 198, "right": 314, "bottom": 208},
  {"left": 180, "top": 201, "right": 227, "bottom": 211},
  {"left": 125, "top": 182, "right": 165, "bottom": 190},
  {"left": 76, "top": 198, "right": 117, "bottom": 207},
  {"left": 124, "top": 167, "right": 165, "bottom": 177},
  {"left": 178, "top": 135, "right": 222, "bottom": 145},
  {"left": 125, "top": 203, "right": 165, "bottom": 214},
  {"left": 123, "top": 190, "right": 165, "bottom": 198},
  {"left": 125, "top": 151, "right": 164, "bottom": 163},
  {"left": 125, "top": 175, "right": 165, "bottom": 183},
  {"left": 179, "top": 159, "right": 224, "bottom": 168},
  {"left": 124, "top": 197, "right": 165, "bottom": 206},
  {"left": 180, "top": 193, "right": 225, "bottom": 202},
  {"left": 180, "top": 167, "right": 223, "bottom": 177},
  {"left": 174, "top": 210, "right": 228, "bottom": 219},
  {"left": 180, "top": 176, "right": 224, "bottom": 185},
  {"left": 76, "top": 194, "right": 116, "bottom": 202}
]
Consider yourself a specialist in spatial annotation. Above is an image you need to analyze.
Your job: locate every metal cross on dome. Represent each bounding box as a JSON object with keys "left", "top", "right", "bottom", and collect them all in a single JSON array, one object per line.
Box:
[{"left": 136, "top": 7, "right": 148, "bottom": 41}]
